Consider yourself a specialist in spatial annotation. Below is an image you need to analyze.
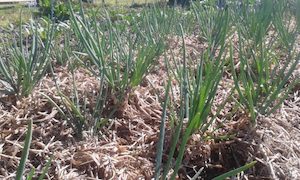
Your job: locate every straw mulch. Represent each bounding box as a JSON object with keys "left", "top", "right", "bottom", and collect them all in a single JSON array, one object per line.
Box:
[{"left": 0, "top": 34, "right": 299, "bottom": 179}]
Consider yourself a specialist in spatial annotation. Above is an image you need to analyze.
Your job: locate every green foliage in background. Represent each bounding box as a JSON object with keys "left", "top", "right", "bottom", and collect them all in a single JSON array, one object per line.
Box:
[{"left": 39, "top": 0, "right": 71, "bottom": 21}]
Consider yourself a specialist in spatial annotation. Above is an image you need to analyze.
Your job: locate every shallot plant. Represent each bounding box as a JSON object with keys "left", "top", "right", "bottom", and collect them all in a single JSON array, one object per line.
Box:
[
  {"left": 0, "top": 18, "right": 54, "bottom": 97},
  {"left": 155, "top": 3, "right": 231, "bottom": 178},
  {"left": 69, "top": 2, "right": 164, "bottom": 115},
  {"left": 230, "top": 0, "right": 300, "bottom": 122}
]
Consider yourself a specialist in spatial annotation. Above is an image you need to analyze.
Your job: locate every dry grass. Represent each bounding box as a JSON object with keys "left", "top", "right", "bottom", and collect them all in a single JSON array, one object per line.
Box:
[
  {"left": 0, "top": 29, "right": 299, "bottom": 180},
  {"left": 0, "top": 6, "right": 34, "bottom": 27}
]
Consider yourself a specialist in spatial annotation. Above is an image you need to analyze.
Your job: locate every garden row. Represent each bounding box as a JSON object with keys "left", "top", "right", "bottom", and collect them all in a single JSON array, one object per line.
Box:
[{"left": 0, "top": 0, "right": 299, "bottom": 179}]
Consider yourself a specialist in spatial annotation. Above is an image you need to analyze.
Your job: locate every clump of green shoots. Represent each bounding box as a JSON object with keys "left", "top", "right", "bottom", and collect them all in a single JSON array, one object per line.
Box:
[
  {"left": 192, "top": 0, "right": 232, "bottom": 47},
  {"left": 51, "top": 23, "right": 73, "bottom": 66},
  {"left": 41, "top": 57, "right": 109, "bottom": 137},
  {"left": 155, "top": 3, "right": 231, "bottom": 177},
  {"left": 69, "top": 2, "right": 164, "bottom": 116},
  {"left": 230, "top": 0, "right": 300, "bottom": 122},
  {"left": 0, "top": 18, "right": 54, "bottom": 98},
  {"left": 130, "top": 5, "right": 195, "bottom": 40},
  {"left": 155, "top": 2, "right": 258, "bottom": 178}
]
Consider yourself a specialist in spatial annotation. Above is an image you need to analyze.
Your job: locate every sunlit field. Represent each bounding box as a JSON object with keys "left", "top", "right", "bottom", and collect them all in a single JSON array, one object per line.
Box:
[{"left": 0, "top": 0, "right": 299, "bottom": 179}]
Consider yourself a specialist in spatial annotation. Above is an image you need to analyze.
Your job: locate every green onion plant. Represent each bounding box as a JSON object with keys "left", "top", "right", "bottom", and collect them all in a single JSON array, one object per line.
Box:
[
  {"left": 156, "top": 4, "right": 231, "bottom": 177},
  {"left": 69, "top": 2, "right": 164, "bottom": 116},
  {"left": 230, "top": 0, "right": 300, "bottom": 122},
  {"left": 0, "top": 18, "right": 54, "bottom": 97}
]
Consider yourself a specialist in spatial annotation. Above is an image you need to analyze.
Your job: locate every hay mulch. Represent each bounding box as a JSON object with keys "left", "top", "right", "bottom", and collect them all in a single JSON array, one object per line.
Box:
[{"left": 0, "top": 34, "right": 299, "bottom": 180}]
